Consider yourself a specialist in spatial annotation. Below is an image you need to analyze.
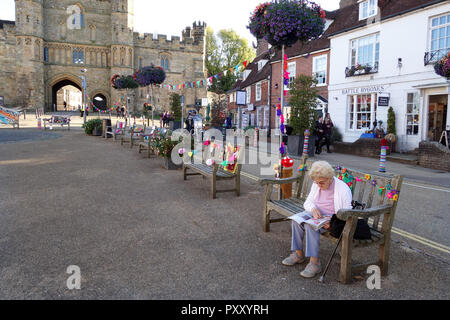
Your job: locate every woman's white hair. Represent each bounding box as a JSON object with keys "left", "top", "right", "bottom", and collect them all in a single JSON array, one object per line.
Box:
[{"left": 309, "top": 161, "right": 335, "bottom": 181}]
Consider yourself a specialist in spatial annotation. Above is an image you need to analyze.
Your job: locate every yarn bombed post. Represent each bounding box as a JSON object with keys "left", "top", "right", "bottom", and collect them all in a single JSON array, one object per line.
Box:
[
  {"left": 303, "top": 129, "right": 310, "bottom": 157},
  {"left": 379, "top": 138, "right": 388, "bottom": 172}
]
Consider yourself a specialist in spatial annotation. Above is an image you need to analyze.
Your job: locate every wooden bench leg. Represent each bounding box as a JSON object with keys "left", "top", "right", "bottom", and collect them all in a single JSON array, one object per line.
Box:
[
  {"left": 183, "top": 165, "right": 188, "bottom": 181},
  {"left": 378, "top": 232, "right": 391, "bottom": 276},
  {"left": 263, "top": 208, "right": 270, "bottom": 232},
  {"left": 211, "top": 175, "right": 217, "bottom": 199},
  {"left": 339, "top": 217, "right": 358, "bottom": 284}
]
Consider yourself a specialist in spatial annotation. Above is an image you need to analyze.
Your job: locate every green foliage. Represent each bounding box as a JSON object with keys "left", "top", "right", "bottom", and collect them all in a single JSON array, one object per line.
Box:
[
  {"left": 210, "top": 99, "right": 227, "bottom": 128},
  {"left": 387, "top": 107, "right": 396, "bottom": 135},
  {"left": 288, "top": 75, "right": 318, "bottom": 136},
  {"left": 169, "top": 93, "right": 182, "bottom": 121},
  {"left": 142, "top": 104, "right": 152, "bottom": 119},
  {"left": 331, "top": 126, "right": 343, "bottom": 143},
  {"left": 151, "top": 134, "right": 179, "bottom": 159},
  {"left": 206, "top": 27, "right": 255, "bottom": 94},
  {"left": 82, "top": 118, "right": 102, "bottom": 135}
]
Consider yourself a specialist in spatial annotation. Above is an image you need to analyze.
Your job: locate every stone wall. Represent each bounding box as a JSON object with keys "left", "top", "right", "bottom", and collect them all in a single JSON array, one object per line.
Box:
[
  {"left": 418, "top": 141, "right": 450, "bottom": 172},
  {"left": 332, "top": 138, "right": 394, "bottom": 158},
  {"left": 0, "top": 22, "right": 17, "bottom": 108}
]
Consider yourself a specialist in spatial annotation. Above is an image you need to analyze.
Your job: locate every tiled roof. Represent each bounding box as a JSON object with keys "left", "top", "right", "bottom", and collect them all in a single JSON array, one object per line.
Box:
[
  {"left": 227, "top": 51, "right": 271, "bottom": 92},
  {"left": 326, "top": 0, "right": 447, "bottom": 37}
]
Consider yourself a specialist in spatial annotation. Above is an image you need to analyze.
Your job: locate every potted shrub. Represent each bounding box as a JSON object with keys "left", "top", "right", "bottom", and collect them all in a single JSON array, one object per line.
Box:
[
  {"left": 156, "top": 135, "right": 181, "bottom": 170},
  {"left": 83, "top": 119, "right": 103, "bottom": 136}
]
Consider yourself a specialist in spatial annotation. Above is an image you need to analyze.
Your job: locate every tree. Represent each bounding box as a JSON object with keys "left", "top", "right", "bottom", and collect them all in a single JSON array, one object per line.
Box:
[
  {"left": 169, "top": 93, "right": 182, "bottom": 121},
  {"left": 387, "top": 107, "right": 396, "bottom": 135},
  {"left": 206, "top": 27, "right": 255, "bottom": 95},
  {"left": 288, "top": 75, "right": 318, "bottom": 136},
  {"left": 210, "top": 99, "right": 227, "bottom": 128}
]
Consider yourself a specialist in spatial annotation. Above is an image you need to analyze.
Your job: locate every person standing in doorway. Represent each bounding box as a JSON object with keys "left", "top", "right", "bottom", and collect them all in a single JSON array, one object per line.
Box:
[
  {"left": 320, "top": 113, "right": 334, "bottom": 153},
  {"left": 315, "top": 116, "right": 324, "bottom": 154}
]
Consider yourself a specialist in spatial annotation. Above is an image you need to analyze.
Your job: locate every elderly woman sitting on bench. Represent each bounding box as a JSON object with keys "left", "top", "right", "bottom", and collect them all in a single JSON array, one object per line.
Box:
[{"left": 282, "top": 161, "right": 353, "bottom": 278}]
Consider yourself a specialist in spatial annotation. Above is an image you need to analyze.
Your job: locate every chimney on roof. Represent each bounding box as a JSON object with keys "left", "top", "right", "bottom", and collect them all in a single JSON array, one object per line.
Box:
[
  {"left": 256, "top": 38, "right": 269, "bottom": 56},
  {"left": 339, "top": 0, "right": 357, "bottom": 8}
]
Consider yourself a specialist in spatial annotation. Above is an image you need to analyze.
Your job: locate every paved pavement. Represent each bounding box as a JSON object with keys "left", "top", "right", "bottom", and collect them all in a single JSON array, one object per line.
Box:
[{"left": 0, "top": 129, "right": 449, "bottom": 299}]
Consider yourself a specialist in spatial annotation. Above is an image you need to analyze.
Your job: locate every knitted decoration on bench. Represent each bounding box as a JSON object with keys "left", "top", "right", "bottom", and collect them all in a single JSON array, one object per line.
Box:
[{"left": 222, "top": 144, "right": 240, "bottom": 174}]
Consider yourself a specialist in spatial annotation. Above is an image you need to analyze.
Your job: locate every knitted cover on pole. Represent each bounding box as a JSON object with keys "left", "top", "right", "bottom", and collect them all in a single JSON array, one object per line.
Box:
[{"left": 303, "top": 129, "right": 311, "bottom": 156}]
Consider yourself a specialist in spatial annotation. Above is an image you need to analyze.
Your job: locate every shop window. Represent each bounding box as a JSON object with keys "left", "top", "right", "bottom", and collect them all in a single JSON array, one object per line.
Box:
[
  {"left": 406, "top": 93, "right": 420, "bottom": 136},
  {"left": 348, "top": 94, "right": 377, "bottom": 130}
]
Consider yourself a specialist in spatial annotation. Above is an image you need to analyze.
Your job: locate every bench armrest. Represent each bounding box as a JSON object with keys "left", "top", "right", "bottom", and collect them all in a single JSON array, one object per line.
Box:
[
  {"left": 336, "top": 204, "right": 393, "bottom": 220},
  {"left": 259, "top": 176, "right": 301, "bottom": 186}
]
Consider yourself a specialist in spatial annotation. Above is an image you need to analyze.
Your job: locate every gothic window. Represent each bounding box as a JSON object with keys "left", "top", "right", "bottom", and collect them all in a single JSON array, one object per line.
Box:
[
  {"left": 160, "top": 56, "right": 169, "bottom": 71},
  {"left": 44, "top": 47, "right": 49, "bottom": 62},
  {"left": 73, "top": 49, "right": 84, "bottom": 64},
  {"left": 138, "top": 57, "right": 143, "bottom": 70}
]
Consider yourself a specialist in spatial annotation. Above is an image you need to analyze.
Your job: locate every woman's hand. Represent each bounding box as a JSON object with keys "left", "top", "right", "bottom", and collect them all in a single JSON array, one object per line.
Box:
[{"left": 311, "top": 207, "right": 322, "bottom": 220}]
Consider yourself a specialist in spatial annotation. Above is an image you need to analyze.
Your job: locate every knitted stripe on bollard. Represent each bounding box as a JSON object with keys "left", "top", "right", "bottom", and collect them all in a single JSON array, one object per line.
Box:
[
  {"left": 303, "top": 129, "right": 310, "bottom": 156},
  {"left": 379, "top": 139, "right": 388, "bottom": 172},
  {"left": 379, "top": 146, "right": 387, "bottom": 172}
]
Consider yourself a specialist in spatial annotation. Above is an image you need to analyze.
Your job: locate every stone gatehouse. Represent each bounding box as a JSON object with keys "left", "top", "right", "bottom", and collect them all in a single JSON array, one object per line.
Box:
[{"left": 0, "top": 0, "right": 207, "bottom": 113}]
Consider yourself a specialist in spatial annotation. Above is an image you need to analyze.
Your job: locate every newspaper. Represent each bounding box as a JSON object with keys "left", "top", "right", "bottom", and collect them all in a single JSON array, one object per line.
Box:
[{"left": 287, "top": 211, "right": 331, "bottom": 231}]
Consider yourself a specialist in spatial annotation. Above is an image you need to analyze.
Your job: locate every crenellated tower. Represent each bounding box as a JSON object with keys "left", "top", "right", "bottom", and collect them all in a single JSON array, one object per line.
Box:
[
  {"left": 14, "top": 0, "right": 45, "bottom": 109},
  {"left": 110, "top": 0, "right": 135, "bottom": 108}
]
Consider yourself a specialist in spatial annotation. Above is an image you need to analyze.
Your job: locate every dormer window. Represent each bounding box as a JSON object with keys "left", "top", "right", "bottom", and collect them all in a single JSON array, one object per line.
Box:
[
  {"left": 258, "top": 60, "right": 268, "bottom": 71},
  {"left": 243, "top": 70, "right": 251, "bottom": 81},
  {"left": 359, "top": 0, "right": 377, "bottom": 20}
]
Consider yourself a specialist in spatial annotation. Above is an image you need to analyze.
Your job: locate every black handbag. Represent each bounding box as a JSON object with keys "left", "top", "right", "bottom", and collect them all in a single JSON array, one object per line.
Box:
[{"left": 329, "top": 201, "right": 372, "bottom": 240}]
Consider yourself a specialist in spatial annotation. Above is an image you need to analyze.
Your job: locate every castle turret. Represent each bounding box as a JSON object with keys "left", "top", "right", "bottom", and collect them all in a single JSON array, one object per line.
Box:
[
  {"left": 110, "top": 0, "right": 136, "bottom": 111},
  {"left": 192, "top": 21, "right": 206, "bottom": 45},
  {"left": 14, "top": 0, "right": 44, "bottom": 109}
]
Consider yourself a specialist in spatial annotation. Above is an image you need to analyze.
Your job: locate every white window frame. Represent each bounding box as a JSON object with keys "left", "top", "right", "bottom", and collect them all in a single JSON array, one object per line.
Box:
[
  {"left": 429, "top": 13, "right": 450, "bottom": 62},
  {"left": 350, "top": 33, "right": 380, "bottom": 68},
  {"left": 359, "top": 0, "right": 377, "bottom": 20},
  {"left": 287, "top": 62, "right": 296, "bottom": 89},
  {"left": 312, "top": 54, "right": 327, "bottom": 86},
  {"left": 256, "top": 82, "right": 262, "bottom": 101},
  {"left": 347, "top": 93, "right": 377, "bottom": 131},
  {"left": 246, "top": 87, "right": 251, "bottom": 104},
  {"left": 406, "top": 92, "right": 420, "bottom": 136}
]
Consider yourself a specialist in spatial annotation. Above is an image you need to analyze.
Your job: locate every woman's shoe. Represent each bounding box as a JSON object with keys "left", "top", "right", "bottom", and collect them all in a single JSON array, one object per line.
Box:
[
  {"left": 300, "top": 261, "right": 322, "bottom": 278},
  {"left": 282, "top": 252, "right": 306, "bottom": 266}
]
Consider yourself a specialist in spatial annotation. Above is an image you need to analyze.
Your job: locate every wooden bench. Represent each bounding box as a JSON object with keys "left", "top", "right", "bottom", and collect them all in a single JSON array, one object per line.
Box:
[
  {"left": 260, "top": 157, "right": 403, "bottom": 284},
  {"left": 183, "top": 144, "right": 241, "bottom": 199},
  {"left": 43, "top": 115, "right": 71, "bottom": 130},
  {"left": 121, "top": 124, "right": 145, "bottom": 148},
  {"left": 113, "top": 121, "right": 127, "bottom": 141},
  {"left": 138, "top": 127, "right": 161, "bottom": 158}
]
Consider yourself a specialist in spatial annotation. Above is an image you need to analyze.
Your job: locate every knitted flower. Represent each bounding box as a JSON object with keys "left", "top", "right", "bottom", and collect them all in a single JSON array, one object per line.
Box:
[{"left": 365, "top": 174, "right": 371, "bottom": 181}]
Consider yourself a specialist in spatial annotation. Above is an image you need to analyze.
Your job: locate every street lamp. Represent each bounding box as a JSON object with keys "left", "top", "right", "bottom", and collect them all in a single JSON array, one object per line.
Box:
[{"left": 80, "top": 68, "right": 88, "bottom": 125}]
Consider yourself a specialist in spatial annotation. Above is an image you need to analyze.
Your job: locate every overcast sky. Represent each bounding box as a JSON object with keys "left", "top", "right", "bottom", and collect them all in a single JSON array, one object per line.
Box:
[{"left": 0, "top": 0, "right": 340, "bottom": 44}]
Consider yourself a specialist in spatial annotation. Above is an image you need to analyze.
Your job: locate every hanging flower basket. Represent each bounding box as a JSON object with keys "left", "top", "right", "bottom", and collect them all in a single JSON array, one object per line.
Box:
[
  {"left": 248, "top": 0, "right": 326, "bottom": 49},
  {"left": 434, "top": 53, "right": 450, "bottom": 79},
  {"left": 133, "top": 64, "right": 166, "bottom": 87},
  {"left": 110, "top": 74, "right": 139, "bottom": 90}
]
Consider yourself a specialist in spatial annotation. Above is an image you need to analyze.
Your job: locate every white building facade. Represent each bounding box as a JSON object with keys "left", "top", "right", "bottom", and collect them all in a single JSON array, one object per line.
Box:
[{"left": 328, "top": 0, "right": 450, "bottom": 152}]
